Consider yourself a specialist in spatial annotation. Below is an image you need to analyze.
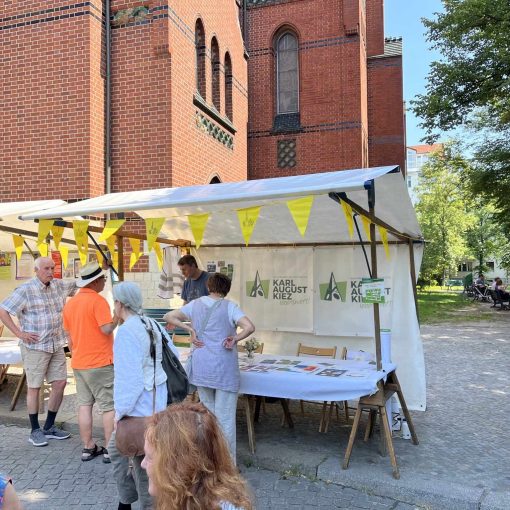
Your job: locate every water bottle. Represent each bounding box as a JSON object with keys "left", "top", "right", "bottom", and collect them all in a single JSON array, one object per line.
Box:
[{"left": 401, "top": 419, "right": 411, "bottom": 440}]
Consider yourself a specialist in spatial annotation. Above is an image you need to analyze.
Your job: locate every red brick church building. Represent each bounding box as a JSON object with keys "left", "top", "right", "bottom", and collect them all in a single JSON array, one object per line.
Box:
[{"left": 0, "top": 0, "right": 404, "bottom": 203}]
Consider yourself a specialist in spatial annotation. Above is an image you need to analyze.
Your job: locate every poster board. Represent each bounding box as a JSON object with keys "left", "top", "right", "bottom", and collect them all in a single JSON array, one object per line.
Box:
[{"left": 16, "top": 253, "right": 34, "bottom": 279}]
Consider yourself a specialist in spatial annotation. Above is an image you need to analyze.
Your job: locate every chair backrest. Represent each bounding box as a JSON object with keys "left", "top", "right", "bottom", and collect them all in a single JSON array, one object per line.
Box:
[
  {"left": 171, "top": 332, "right": 191, "bottom": 347},
  {"left": 238, "top": 342, "right": 264, "bottom": 354},
  {"left": 296, "top": 343, "right": 337, "bottom": 358},
  {"left": 142, "top": 308, "right": 171, "bottom": 327}
]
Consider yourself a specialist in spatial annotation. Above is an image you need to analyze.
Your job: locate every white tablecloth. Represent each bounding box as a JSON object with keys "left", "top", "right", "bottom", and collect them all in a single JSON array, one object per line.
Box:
[
  {"left": 178, "top": 349, "right": 395, "bottom": 402},
  {"left": 0, "top": 338, "right": 22, "bottom": 365}
]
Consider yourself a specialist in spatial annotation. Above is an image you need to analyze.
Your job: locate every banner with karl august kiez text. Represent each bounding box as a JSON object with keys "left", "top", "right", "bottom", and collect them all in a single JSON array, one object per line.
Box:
[{"left": 239, "top": 248, "right": 314, "bottom": 332}]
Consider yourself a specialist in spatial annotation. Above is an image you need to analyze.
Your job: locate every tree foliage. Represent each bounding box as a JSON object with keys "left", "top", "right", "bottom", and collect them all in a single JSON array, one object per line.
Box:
[
  {"left": 412, "top": 0, "right": 510, "bottom": 236},
  {"left": 412, "top": 0, "right": 510, "bottom": 138},
  {"left": 415, "top": 144, "right": 472, "bottom": 284}
]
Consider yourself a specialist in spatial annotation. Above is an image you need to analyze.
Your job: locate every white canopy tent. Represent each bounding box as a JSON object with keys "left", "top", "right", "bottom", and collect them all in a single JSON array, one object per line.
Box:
[
  {"left": 21, "top": 166, "right": 426, "bottom": 409},
  {"left": 21, "top": 166, "right": 421, "bottom": 245},
  {"left": 0, "top": 200, "right": 68, "bottom": 252}
]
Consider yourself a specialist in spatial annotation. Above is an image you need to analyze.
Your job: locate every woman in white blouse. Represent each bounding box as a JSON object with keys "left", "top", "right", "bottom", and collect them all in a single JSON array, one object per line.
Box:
[{"left": 109, "top": 281, "right": 172, "bottom": 510}]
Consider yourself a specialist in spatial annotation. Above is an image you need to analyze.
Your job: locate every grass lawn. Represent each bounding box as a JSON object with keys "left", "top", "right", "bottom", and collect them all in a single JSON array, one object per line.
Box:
[{"left": 418, "top": 288, "right": 496, "bottom": 324}]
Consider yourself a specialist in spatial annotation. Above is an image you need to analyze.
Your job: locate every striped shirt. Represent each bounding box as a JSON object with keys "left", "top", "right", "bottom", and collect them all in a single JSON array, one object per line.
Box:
[{"left": 1, "top": 277, "right": 76, "bottom": 353}]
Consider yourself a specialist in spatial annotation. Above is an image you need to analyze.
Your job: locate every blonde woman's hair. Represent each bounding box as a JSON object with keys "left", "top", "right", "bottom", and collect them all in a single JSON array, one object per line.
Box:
[{"left": 145, "top": 402, "right": 253, "bottom": 510}]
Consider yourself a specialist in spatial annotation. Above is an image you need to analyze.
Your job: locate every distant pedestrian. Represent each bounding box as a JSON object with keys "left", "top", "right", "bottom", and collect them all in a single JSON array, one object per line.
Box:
[
  {"left": 63, "top": 261, "right": 118, "bottom": 463},
  {"left": 142, "top": 402, "right": 253, "bottom": 510},
  {"left": 178, "top": 254, "right": 209, "bottom": 304},
  {"left": 0, "top": 256, "right": 75, "bottom": 447}
]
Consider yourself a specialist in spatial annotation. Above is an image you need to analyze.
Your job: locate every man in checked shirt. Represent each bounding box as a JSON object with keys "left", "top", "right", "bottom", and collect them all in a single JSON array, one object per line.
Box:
[{"left": 0, "top": 256, "right": 76, "bottom": 446}]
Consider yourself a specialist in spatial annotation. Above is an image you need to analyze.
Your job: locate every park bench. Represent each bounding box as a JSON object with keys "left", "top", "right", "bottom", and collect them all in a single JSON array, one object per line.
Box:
[
  {"left": 488, "top": 289, "right": 509, "bottom": 310},
  {"left": 446, "top": 279, "right": 464, "bottom": 290}
]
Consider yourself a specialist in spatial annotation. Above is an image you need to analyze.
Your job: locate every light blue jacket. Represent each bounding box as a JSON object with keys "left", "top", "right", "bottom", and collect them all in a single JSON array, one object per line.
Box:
[{"left": 113, "top": 315, "right": 168, "bottom": 420}]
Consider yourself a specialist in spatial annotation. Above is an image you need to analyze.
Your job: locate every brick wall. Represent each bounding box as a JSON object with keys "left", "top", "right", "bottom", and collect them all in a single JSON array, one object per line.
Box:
[
  {"left": 368, "top": 52, "right": 406, "bottom": 174},
  {"left": 246, "top": 0, "right": 371, "bottom": 180},
  {"left": 247, "top": 0, "right": 404, "bottom": 180},
  {"left": 109, "top": 1, "right": 248, "bottom": 191},
  {"left": 0, "top": 1, "right": 105, "bottom": 201}
]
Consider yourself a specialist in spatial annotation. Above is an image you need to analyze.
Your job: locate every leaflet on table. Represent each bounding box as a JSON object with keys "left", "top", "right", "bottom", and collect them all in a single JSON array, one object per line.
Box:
[{"left": 240, "top": 359, "right": 337, "bottom": 374}]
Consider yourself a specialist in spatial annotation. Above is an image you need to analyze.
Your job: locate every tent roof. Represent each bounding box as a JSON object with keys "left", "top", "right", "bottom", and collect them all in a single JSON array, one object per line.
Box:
[
  {"left": 0, "top": 201, "right": 68, "bottom": 252},
  {"left": 20, "top": 167, "right": 422, "bottom": 246}
]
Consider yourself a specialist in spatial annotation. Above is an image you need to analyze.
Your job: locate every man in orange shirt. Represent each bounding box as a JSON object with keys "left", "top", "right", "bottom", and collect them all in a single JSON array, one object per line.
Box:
[{"left": 63, "top": 262, "right": 118, "bottom": 463}]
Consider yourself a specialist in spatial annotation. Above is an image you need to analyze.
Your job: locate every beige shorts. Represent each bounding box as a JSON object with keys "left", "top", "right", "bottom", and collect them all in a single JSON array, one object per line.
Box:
[
  {"left": 20, "top": 345, "right": 67, "bottom": 388},
  {"left": 73, "top": 365, "right": 114, "bottom": 412}
]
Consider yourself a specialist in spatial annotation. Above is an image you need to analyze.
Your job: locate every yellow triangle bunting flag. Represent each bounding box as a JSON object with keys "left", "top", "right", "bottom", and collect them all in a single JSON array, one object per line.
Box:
[
  {"left": 99, "top": 219, "right": 126, "bottom": 241},
  {"left": 340, "top": 200, "right": 354, "bottom": 239},
  {"left": 286, "top": 196, "right": 314, "bottom": 237},
  {"left": 95, "top": 250, "right": 104, "bottom": 267},
  {"left": 37, "top": 242, "right": 49, "bottom": 257},
  {"left": 112, "top": 251, "right": 119, "bottom": 272},
  {"left": 59, "top": 246, "right": 69, "bottom": 269},
  {"left": 105, "top": 236, "right": 116, "bottom": 255},
  {"left": 378, "top": 226, "right": 390, "bottom": 259},
  {"left": 128, "top": 238, "right": 142, "bottom": 270},
  {"left": 37, "top": 219, "right": 54, "bottom": 245},
  {"left": 361, "top": 215, "right": 371, "bottom": 242},
  {"left": 153, "top": 242, "right": 163, "bottom": 271},
  {"left": 187, "top": 213, "right": 210, "bottom": 249},
  {"left": 12, "top": 235, "right": 24, "bottom": 260},
  {"left": 51, "top": 225, "right": 64, "bottom": 249},
  {"left": 145, "top": 218, "right": 165, "bottom": 252},
  {"left": 73, "top": 220, "right": 89, "bottom": 258},
  {"left": 236, "top": 206, "right": 261, "bottom": 246}
]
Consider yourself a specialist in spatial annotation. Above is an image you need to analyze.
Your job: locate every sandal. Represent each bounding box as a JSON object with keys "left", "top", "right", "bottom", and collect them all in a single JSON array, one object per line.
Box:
[
  {"left": 101, "top": 447, "right": 111, "bottom": 464},
  {"left": 81, "top": 444, "right": 101, "bottom": 462}
]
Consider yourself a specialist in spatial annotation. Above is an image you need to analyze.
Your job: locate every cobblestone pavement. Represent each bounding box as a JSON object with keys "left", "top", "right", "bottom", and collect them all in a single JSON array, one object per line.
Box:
[
  {"left": 0, "top": 423, "right": 422, "bottom": 510},
  {"left": 1, "top": 306, "right": 509, "bottom": 509}
]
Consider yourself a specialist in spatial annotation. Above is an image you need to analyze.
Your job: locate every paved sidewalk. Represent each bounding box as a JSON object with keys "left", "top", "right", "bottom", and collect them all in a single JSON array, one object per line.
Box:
[
  {"left": 0, "top": 423, "right": 422, "bottom": 510},
  {"left": 1, "top": 307, "right": 509, "bottom": 509}
]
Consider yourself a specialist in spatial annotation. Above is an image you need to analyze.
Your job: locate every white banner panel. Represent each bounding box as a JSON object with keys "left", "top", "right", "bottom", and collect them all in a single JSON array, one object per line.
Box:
[
  {"left": 240, "top": 247, "right": 313, "bottom": 332},
  {"left": 314, "top": 246, "right": 395, "bottom": 337}
]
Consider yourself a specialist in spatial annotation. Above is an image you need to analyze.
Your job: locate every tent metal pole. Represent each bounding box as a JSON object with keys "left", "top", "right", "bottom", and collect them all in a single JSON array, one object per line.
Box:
[
  {"left": 352, "top": 213, "right": 372, "bottom": 278},
  {"left": 87, "top": 231, "right": 118, "bottom": 277},
  {"left": 331, "top": 193, "right": 416, "bottom": 242},
  {"left": 117, "top": 236, "right": 124, "bottom": 281},
  {"left": 328, "top": 192, "right": 372, "bottom": 276},
  {"left": 408, "top": 238, "right": 420, "bottom": 323},
  {"left": 366, "top": 181, "right": 382, "bottom": 371}
]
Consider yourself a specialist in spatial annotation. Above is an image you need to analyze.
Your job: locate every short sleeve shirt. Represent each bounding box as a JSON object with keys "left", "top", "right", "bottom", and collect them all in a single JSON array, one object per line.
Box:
[
  {"left": 181, "top": 296, "right": 245, "bottom": 327},
  {"left": 63, "top": 288, "right": 114, "bottom": 369},
  {"left": 0, "top": 277, "right": 76, "bottom": 353},
  {"left": 181, "top": 271, "right": 209, "bottom": 302}
]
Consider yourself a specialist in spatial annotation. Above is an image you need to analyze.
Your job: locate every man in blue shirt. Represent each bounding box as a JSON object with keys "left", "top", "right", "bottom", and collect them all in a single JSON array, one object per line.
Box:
[{"left": 178, "top": 255, "right": 209, "bottom": 304}]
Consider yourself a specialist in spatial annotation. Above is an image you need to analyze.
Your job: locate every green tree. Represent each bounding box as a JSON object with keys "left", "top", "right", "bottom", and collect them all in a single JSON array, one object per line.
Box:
[
  {"left": 412, "top": 0, "right": 510, "bottom": 138},
  {"left": 412, "top": 0, "right": 510, "bottom": 234},
  {"left": 415, "top": 144, "right": 472, "bottom": 285},
  {"left": 464, "top": 202, "right": 503, "bottom": 273}
]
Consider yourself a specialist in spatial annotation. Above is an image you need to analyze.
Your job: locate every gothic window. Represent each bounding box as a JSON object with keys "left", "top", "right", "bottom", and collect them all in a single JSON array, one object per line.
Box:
[
  {"left": 224, "top": 52, "right": 233, "bottom": 121},
  {"left": 211, "top": 37, "right": 221, "bottom": 111},
  {"left": 276, "top": 31, "right": 299, "bottom": 114},
  {"left": 195, "top": 19, "right": 206, "bottom": 98}
]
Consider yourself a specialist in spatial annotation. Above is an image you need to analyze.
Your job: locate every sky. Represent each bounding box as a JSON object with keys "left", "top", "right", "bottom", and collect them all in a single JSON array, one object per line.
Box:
[{"left": 384, "top": 0, "right": 444, "bottom": 146}]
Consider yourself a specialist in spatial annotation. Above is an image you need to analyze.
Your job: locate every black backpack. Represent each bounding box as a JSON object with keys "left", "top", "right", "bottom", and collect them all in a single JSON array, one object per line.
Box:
[{"left": 144, "top": 317, "right": 189, "bottom": 405}]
